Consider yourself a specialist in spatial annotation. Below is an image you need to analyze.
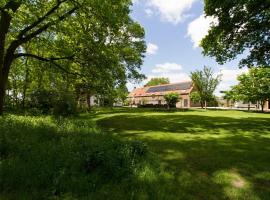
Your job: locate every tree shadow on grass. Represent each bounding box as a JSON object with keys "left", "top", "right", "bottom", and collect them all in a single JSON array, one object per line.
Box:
[
  {"left": 97, "top": 114, "right": 270, "bottom": 135},
  {"left": 97, "top": 114, "right": 270, "bottom": 200}
]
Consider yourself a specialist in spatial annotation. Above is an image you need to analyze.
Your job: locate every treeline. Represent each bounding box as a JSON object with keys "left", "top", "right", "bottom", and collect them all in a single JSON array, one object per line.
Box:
[{"left": 0, "top": 0, "right": 146, "bottom": 115}]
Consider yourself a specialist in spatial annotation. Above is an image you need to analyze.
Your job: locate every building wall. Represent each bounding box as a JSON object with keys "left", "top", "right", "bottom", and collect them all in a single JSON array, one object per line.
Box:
[
  {"left": 264, "top": 101, "right": 270, "bottom": 111},
  {"left": 130, "top": 94, "right": 193, "bottom": 108},
  {"left": 177, "top": 94, "right": 190, "bottom": 108}
]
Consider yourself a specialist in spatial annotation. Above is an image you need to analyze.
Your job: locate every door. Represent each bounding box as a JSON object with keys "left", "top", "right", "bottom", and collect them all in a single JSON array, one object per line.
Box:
[{"left": 184, "top": 99, "right": 188, "bottom": 107}]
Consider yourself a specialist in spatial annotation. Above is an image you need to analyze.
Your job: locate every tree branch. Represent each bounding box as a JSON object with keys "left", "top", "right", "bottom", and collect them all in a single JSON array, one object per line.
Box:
[
  {"left": 17, "top": 0, "right": 68, "bottom": 39},
  {"left": 14, "top": 53, "right": 82, "bottom": 77},
  {"left": 0, "top": 1, "right": 21, "bottom": 72},
  {"left": 14, "top": 53, "right": 74, "bottom": 61},
  {"left": 19, "top": 6, "right": 78, "bottom": 44},
  {"left": 3, "top": 6, "right": 78, "bottom": 73}
]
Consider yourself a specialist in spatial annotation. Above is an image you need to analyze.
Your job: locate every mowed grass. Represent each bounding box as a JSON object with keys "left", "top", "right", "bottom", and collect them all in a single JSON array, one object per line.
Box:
[
  {"left": 1, "top": 109, "right": 270, "bottom": 200},
  {"left": 95, "top": 108, "right": 270, "bottom": 200}
]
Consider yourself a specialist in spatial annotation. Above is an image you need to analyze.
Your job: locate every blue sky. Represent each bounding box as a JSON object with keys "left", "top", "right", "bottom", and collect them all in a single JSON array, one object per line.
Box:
[{"left": 128, "top": 0, "right": 248, "bottom": 96}]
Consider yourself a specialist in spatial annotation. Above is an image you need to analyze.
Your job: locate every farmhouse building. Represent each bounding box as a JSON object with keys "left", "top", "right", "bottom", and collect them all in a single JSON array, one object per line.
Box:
[{"left": 128, "top": 81, "right": 198, "bottom": 108}]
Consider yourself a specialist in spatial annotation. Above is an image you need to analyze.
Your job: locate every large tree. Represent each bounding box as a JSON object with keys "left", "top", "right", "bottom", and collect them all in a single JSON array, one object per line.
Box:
[
  {"left": 201, "top": 0, "right": 270, "bottom": 67},
  {"left": 0, "top": 0, "right": 146, "bottom": 114},
  {"left": 190, "top": 66, "right": 221, "bottom": 108},
  {"left": 145, "top": 77, "right": 169, "bottom": 86}
]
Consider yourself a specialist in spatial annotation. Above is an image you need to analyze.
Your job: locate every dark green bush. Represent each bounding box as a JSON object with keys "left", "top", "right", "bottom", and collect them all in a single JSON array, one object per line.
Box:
[
  {"left": 53, "top": 92, "right": 77, "bottom": 116},
  {"left": 29, "top": 89, "right": 54, "bottom": 114}
]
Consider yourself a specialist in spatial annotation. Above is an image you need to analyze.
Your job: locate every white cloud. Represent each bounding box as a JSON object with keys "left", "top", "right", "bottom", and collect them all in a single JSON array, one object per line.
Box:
[
  {"left": 149, "top": 62, "right": 190, "bottom": 83},
  {"left": 145, "top": 0, "right": 197, "bottom": 24},
  {"left": 218, "top": 68, "right": 248, "bottom": 82},
  {"left": 187, "top": 14, "right": 217, "bottom": 48},
  {"left": 145, "top": 8, "right": 154, "bottom": 17},
  {"left": 146, "top": 43, "right": 159, "bottom": 55},
  {"left": 215, "top": 67, "right": 248, "bottom": 96},
  {"left": 152, "top": 62, "right": 182, "bottom": 73},
  {"left": 147, "top": 73, "right": 190, "bottom": 84},
  {"left": 132, "top": 0, "right": 139, "bottom": 4}
]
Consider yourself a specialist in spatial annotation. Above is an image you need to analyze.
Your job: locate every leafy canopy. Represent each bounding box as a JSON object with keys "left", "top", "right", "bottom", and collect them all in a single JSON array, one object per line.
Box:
[
  {"left": 190, "top": 66, "right": 221, "bottom": 107},
  {"left": 0, "top": 0, "right": 146, "bottom": 113},
  {"left": 145, "top": 77, "right": 170, "bottom": 87},
  {"left": 202, "top": 0, "right": 270, "bottom": 67},
  {"left": 236, "top": 67, "right": 270, "bottom": 111}
]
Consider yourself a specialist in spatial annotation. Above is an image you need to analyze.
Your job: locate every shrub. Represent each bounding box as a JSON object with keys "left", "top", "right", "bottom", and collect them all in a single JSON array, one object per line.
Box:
[
  {"left": 164, "top": 93, "right": 181, "bottom": 108},
  {"left": 30, "top": 89, "right": 54, "bottom": 114},
  {"left": 53, "top": 92, "right": 77, "bottom": 116}
]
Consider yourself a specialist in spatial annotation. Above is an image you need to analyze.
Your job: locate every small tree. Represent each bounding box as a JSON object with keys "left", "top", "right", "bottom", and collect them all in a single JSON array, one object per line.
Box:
[
  {"left": 236, "top": 67, "right": 270, "bottom": 112},
  {"left": 190, "top": 92, "right": 203, "bottom": 108},
  {"left": 190, "top": 66, "right": 222, "bottom": 109},
  {"left": 164, "top": 93, "right": 181, "bottom": 109}
]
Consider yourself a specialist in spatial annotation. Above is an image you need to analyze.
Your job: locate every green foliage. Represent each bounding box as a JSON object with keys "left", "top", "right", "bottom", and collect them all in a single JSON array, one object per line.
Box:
[
  {"left": 0, "top": 115, "right": 158, "bottom": 199},
  {"left": 223, "top": 85, "right": 248, "bottom": 107},
  {"left": 0, "top": 0, "right": 146, "bottom": 114},
  {"left": 30, "top": 89, "right": 54, "bottom": 114},
  {"left": 202, "top": 0, "right": 270, "bottom": 67},
  {"left": 231, "top": 67, "right": 270, "bottom": 111},
  {"left": 164, "top": 92, "right": 181, "bottom": 108},
  {"left": 190, "top": 92, "right": 202, "bottom": 104},
  {"left": 53, "top": 91, "right": 77, "bottom": 116},
  {"left": 145, "top": 77, "right": 170, "bottom": 86},
  {"left": 191, "top": 66, "right": 221, "bottom": 108}
]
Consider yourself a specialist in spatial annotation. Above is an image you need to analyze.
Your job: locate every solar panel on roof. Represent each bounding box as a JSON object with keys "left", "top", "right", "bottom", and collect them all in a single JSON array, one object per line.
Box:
[{"left": 146, "top": 82, "right": 192, "bottom": 93}]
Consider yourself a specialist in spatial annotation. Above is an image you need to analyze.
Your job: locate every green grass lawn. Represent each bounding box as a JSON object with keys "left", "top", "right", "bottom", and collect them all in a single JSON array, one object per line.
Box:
[
  {"left": 1, "top": 108, "right": 270, "bottom": 200},
  {"left": 95, "top": 108, "right": 270, "bottom": 200}
]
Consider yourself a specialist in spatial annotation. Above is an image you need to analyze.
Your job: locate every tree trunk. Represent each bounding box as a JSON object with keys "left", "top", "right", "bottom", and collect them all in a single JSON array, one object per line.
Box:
[
  {"left": 0, "top": 71, "right": 9, "bottom": 115},
  {"left": 261, "top": 101, "right": 265, "bottom": 112},
  {"left": 22, "top": 62, "right": 29, "bottom": 109},
  {"left": 204, "top": 101, "right": 207, "bottom": 109},
  {"left": 86, "top": 93, "right": 91, "bottom": 110},
  {"left": 200, "top": 101, "right": 204, "bottom": 109},
  {"left": 0, "top": 80, "right": 6, "bottom": 115},
  {"left": 0, "top": 2, "right": 21, "bottom": 115},
  {"left": 248, "top": 102, "right": 250, "bottom": 111}
]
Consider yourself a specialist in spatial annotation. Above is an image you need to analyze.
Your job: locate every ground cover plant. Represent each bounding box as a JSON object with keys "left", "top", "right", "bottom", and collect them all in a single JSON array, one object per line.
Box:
[{"left": 0, "top": 114, "right": 160, "bottom": 200}]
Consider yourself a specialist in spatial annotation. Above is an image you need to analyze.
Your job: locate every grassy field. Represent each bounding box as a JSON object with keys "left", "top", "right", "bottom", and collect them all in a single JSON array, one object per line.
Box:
[
  {"left": 1, "top": 108, "right": 270, "bottom": 200},
  {"left": 95, "top": 108, "right": 270, "bottom": 200}
]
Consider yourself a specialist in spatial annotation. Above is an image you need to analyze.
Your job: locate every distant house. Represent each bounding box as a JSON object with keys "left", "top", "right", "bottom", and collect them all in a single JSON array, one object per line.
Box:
[
  {"left": 220, "top": 91, "right": 270, "bottom": 111},
  {"left": 128, "top": 81, "right": 199, "bottom": 108},
  {"left": 263, "top": 101, "right": 270, "bottom": 111}
]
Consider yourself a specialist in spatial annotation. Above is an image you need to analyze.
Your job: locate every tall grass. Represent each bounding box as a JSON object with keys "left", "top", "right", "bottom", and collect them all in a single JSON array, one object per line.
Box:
[{"left": 0, "top": 115, "right": 160, "bottom": 200}]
